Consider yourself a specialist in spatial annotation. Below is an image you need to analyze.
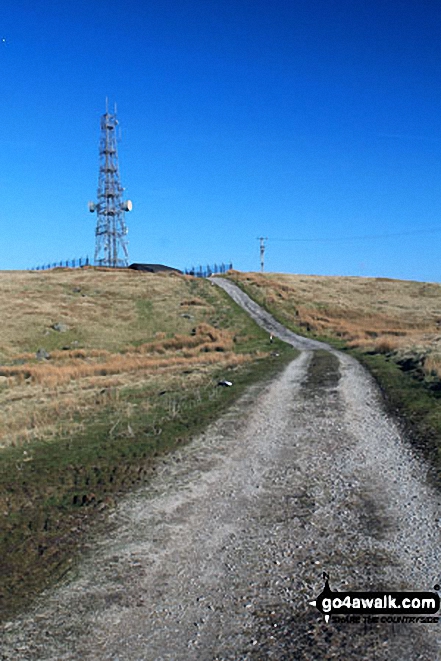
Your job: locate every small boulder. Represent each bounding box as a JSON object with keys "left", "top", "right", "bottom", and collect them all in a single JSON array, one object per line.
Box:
[
  {"left": 36, "top": 348, "right": 50, "bottom": 360},
  {"left": 52, "top": 322, "right": 69, "bottom": 332}
]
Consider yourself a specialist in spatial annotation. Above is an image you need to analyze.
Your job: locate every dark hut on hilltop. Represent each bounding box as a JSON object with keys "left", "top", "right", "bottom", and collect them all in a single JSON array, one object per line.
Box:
[{"left": 128, "top": 263, "right": 182, "bottom": 274}]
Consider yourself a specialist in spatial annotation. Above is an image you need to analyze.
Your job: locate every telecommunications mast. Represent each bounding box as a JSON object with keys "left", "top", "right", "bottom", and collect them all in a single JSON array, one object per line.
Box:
[{"left": 89, "top": 101, "right": 132, "bottom": 267}]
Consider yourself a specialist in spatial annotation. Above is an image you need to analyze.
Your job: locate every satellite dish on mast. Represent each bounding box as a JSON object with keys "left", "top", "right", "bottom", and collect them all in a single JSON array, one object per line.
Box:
[
  {"left": 123, "top": 200, "right": 133, "bottom": 212},
  {"left": 88, "top": 201, "right": 96, "bottom": 213}
]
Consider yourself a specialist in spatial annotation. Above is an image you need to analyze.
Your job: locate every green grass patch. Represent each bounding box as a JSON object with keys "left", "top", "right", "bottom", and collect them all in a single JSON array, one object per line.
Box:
[{"left": 28, "top": 328, "right": 86, "bottom": 354}]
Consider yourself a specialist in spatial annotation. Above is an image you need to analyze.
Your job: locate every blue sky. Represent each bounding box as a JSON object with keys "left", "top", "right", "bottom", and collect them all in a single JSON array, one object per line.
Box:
[{"left": 0, "top": 0, "right": 440, "bottom": 280}]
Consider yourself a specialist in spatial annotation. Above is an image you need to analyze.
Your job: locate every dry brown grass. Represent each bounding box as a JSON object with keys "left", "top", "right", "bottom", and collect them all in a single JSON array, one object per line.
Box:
[
  {"left": 228, "top": 271, "right": 441, "bottom": 376},
  {"left": 0, "top": 269, "right": 260, "bottom": 449},
  {"left": 0, "top": 347, "right": 252, "bottom": 449},
  {"left": 0, "top": 268, "right": 217, "bottom": 358}
]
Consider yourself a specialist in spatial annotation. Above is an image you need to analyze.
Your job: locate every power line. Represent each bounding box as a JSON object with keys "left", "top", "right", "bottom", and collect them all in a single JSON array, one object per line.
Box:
[{"left": 267, "top": 227, "right": 441, "bottom": 243}]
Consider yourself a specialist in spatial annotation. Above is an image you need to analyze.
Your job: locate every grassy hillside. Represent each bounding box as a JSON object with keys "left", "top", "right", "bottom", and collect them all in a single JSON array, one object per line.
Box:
[
  {"left": 225, "top": 271, "right": 441, "bottom": 365},
  {"left": 0, "top": 268, "right": 296, "bottom": 620},
  {"left": 0, "top": 268, "right": 267, "bottom": 450},
  {"left": 226, "top": 271, "right": 441, "bottom": 484}
]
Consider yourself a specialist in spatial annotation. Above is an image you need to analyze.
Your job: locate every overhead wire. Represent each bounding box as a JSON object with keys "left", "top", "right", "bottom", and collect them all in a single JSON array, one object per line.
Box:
[{"left": 267, "top": 227, "right": 441, "bottom": 243}]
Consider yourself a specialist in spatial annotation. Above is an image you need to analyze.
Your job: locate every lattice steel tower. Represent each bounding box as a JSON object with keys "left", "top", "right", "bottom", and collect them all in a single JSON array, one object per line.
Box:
[{"left": 89, "top": 101, "right": 132, "bottom": 267}]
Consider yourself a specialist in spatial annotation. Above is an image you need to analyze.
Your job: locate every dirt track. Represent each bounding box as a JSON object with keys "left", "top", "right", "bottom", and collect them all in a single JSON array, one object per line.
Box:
[{"left": 1, "top": 280, "right": 440, "bottom": 660}]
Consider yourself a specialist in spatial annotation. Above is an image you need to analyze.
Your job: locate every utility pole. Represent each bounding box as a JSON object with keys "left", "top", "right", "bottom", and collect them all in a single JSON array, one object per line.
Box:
[
  {"left": 257, "top": 237, "right": 268, "bottom": 272},
  {"left": 89, "top": 100, "right": 132, "bottom": 267}
]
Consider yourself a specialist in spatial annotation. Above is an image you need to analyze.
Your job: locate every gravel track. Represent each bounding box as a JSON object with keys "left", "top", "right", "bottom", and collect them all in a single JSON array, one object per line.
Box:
[
  {"left": 1, "top": 281, "right": 440, "bottom": 660},
  {"left": 212, "top": 278, "right": 328, "bottom": 351}
]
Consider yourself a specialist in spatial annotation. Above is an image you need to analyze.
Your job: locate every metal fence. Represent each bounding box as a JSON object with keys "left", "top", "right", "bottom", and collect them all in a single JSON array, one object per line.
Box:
[
  {"left": 183, "top": 262, "right": 233, "bottom": 278},
  {"left": 31, "top": 257, "right": 91, "bottom": 271},
  {"left": 30, "top": 259, "right": 233, "bottom": 276}
]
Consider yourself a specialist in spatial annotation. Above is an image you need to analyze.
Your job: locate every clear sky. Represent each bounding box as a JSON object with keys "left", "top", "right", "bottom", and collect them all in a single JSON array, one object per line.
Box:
[{"left": 0, "top": 0, "right": 440, "bottom": 281}]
